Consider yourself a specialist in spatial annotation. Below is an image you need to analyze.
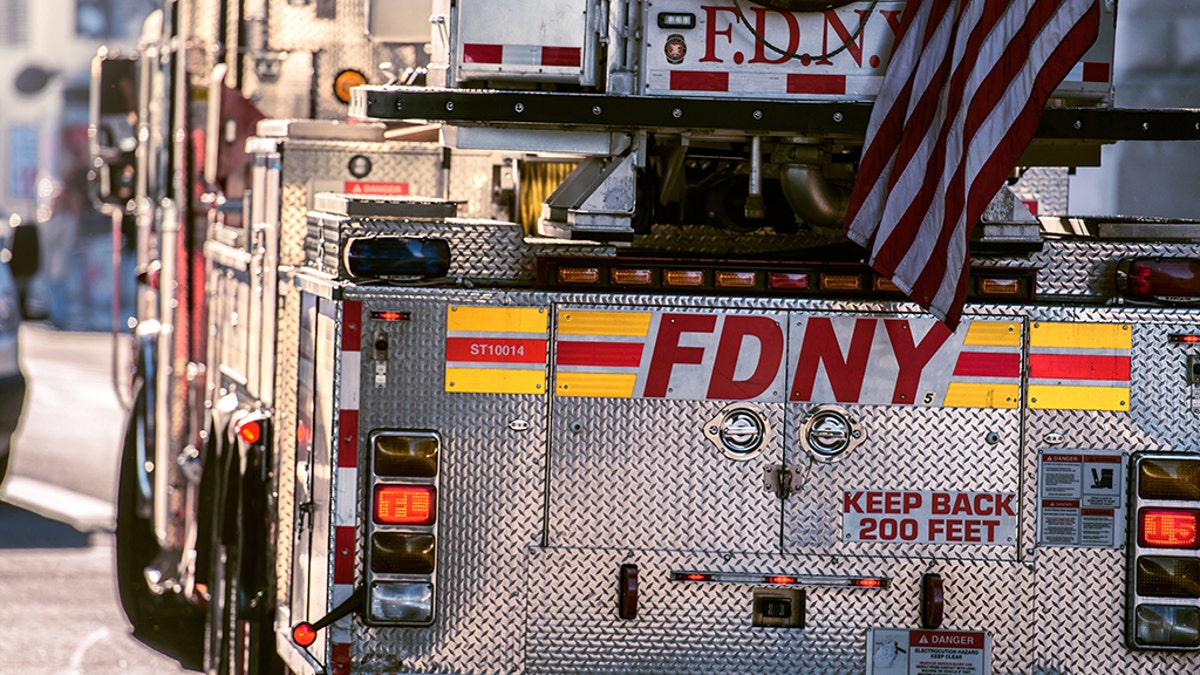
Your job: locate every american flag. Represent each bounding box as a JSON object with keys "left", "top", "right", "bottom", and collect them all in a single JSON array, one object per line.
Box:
[{"left": 844, "top": 0, "right": 1101, "bottom": 327}]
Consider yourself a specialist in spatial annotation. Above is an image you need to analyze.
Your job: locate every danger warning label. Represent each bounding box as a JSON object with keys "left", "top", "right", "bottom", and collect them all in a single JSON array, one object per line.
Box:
[
  {"left": 842, "top": 490, "right": 1017, "bottom": 545},
  {"left": 868, "top": 628, "right": 991, "bottom": 675}
]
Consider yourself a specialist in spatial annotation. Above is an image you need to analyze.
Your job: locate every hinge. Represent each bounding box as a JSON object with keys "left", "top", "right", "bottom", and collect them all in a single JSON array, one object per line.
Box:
[{"left": 763, "top": 464, "right": 804, "bottom": 500}]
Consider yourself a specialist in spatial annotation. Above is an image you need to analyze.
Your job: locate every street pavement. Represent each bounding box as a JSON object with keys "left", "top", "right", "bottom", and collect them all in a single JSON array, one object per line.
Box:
[{"left": 0, "top": 323, "right": 192, "bottom": 674}]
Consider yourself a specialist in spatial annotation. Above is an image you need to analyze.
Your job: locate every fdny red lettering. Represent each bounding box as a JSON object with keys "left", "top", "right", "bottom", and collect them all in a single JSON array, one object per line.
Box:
[
  {"left": 931, "top": 492, "right": 1016, "bottom": 517},
  {"left": 885, "top": 319, "right": 951, "bottom": 404},
  {"left": 750, "top": 8, "right": 800, "bottom": 64},
  {"left": 643, "top": 313, "right": 716, "bottom": 397},
  {"left": 790, "top": 317, "right": 875, "bottom": 402},
  {"left": 706, "top": 315, "right": 784, "bottom": 400},
  {"left": 700, "top": 6, "right": 739, "bottom": 63}
]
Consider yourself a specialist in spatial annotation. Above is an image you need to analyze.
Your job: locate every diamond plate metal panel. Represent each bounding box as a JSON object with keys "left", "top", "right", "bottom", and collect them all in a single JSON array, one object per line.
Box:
[
  {"left": 273, "top": 279, "right": 302, "bottom": 622},
  {"left": 976, "top": 237, "right": 1200, "bottom": 298},
  {"left": 525, "top": 549, "right": 1035, "bottom": 674},
  {"left": 547, "top": 398, "right": 784, "bottom": 553},
  {"left": 1023, "top": 306, "right": 1200, "bottom": 674},
  {"left": 784, "top": 404, "right": 1022, "bottom": 561},
  {"left": 271, "top": 140, "right": 508, "bottom": 267},
  {"left": 344, "top": 292, "right": 548, "bottom": 674}
]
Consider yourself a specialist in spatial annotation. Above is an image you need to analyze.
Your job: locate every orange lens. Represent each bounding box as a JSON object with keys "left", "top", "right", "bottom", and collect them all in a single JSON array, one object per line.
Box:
[
  {"left": 239, "top": 421, "right": 262, "bottom": 443},
  {"left": 292, "top": 622, "right": 317, "bottom": 647},
  {"left": 374, "top": 485, "right": 437, "bottom": 526},
  {"left": 1140, "top": 509, "right": 1200, "bottom": 548}
]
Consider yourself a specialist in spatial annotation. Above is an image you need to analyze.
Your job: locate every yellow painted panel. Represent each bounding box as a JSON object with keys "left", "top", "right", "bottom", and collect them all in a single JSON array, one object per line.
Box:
[
  {"left": 445, "top": 367, "right": 546, "bottom": 395},
  {"left": 944, "top": 382, "right": 1021, "bottom": 409},
  {"left": 963, "top": 321, "right": 1021, "bottom": 347},
  {"left": 1028, "top": 385, "right": 1130, "bottom": 412},
  {"left": 447, "top": 306, "right": 548, "bottom": 334},
  {"left": 558, "top": 310, "right": 653, "bottom": 337},
  {"left": 1030, "top": 322, "right": 1131, "bottom": 350},
  {"left": 556, "top": 372, "right": 637, "bottom": 398}
]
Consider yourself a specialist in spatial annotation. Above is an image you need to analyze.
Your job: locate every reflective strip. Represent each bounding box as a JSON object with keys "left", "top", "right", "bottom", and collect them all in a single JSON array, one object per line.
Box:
[
  {"left": 943, "top": 382, "right": 1020, "bottom": 408},
  {"left": 447, "top": 306, "right": 548, "bottom": 334},
  {"left": 1030, "top": 322, "right": 1131, "bottom": 350},
  {"left": 557, "top": 371, "right": 638, "bottom": 398},
  {"left": 963, "top": 321, "right": 1021, "bottom": 347},
  {"left": 445, "top": 367, "right": 546, "bottom": 394},
  {"left": 461, "top": 43, "right": 582, "bottom": 67},
  {"left": 1029, "top": 384, "right": 1130, "bottom": 412},
  {"left": 331, "top": 642, "right": 351, "bottom": 675},
  {"left": 335, "top": 467, "right": 357, "bottom": 528},
  {"left": 558, "top": 310, "right": 652, "bottom": 336}
]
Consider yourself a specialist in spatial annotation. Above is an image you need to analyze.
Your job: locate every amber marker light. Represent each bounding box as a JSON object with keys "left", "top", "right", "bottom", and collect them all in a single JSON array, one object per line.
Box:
[
  {"left": 292, "top": 622, "right": 317, "bottom": 647},
  {"left": 333, "top": 69, "right": 368, "bottom": 104},
  {"left": 611, "top": 267, "right": 653, "bottom": 286},
  {"left": 663, "top": 270, "right": 705, "bottom": 287},
  {"left": 557, "top": 266, "right": 600, "bottom": 284},
  {"left": 374, "top": 485, "right": 437, "bottom": 526},
  {"left": 715, "top": 270, "right": 757, "bottom": 289},
  {"left": 239, "top": 421, "right": 262, "bottom": 444}
]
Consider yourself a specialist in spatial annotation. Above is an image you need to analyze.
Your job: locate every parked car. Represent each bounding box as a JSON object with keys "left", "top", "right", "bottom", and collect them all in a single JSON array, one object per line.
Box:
[{"left": 0, "top": 209, "right": 39, "bottom": 486}]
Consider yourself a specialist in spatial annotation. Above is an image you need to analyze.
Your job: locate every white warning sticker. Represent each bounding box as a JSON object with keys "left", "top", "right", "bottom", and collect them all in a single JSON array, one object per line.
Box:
[
  {"left": 1037, "top": 450, "right": 1125, "bottom": 548},
  {"left": 868, "top": 628, "right": 991, "bottom": 675},
  {"left": 842, "top": 490, "right": 1018, "bottom": 545}
]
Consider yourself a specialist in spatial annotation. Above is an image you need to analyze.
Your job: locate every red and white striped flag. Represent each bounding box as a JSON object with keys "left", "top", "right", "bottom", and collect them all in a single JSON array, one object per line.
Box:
[{"left": 844, "top": 0, "right": 1100, "bottom": 327}]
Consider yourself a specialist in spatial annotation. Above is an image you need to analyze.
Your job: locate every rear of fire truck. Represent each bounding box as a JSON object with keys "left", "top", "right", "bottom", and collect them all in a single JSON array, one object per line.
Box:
[{"left": 99, "top": 0, "right": 1200, "bottom": 674}]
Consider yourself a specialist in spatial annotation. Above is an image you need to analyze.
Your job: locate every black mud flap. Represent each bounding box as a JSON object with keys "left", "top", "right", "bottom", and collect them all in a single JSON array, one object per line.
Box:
[{"left": 114, "top": 380, "right": 205, "bottom": 670}]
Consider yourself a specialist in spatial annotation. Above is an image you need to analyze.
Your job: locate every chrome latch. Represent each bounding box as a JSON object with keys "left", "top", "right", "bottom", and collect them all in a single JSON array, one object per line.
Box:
[{"left": 764, "top": 464, "right": 805, "bottom": 500}]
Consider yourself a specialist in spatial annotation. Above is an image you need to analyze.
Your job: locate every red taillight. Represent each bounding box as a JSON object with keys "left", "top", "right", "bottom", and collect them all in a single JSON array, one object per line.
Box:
[
  {"left": 374, "top": 485, "right": 436, "bottom": 526},
  {"left": 1122, "top": 259, "right": 1200, "bottom": 301},
  {"left": 1140, "top": 508, "right": 1200, "bottom": 549},
  {"left": 853, "top": 577, "right": 884, "bottom": 588},
  {"left": 239, "top": 421, "right": 262, "bottom": 443},
  {"left": 766, "top": 575, "right": 797, "bottom": 585},
  {"left": 292, "top": 622, "right": 317, "bottom": 647}
]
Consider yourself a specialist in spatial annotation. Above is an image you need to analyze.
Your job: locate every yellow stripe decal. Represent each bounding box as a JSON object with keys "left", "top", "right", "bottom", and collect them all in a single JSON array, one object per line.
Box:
[
  {"left": 963, "top": 321, "right": 1021, "bottom": 347},
  {"left": 1028, "top": 385, "right": 1130, "bottom": 412},
  {"left": 556, "top": 372, "right": 638, "bottom": 398},
  {"left": 447, "top": 306, "right": 548, "bottom": 334},
  {"left": 944, "top": 382, "right": 1021, "bottom": 409},
  {"left": 444, "top": 368, "right": 546, "bottom": 395},
  {"left": 1030, "top": 322, "right": 1131, "bottom": 350},
  {"left": 558, "top": 310, "right": 653, "bottom": 337}
]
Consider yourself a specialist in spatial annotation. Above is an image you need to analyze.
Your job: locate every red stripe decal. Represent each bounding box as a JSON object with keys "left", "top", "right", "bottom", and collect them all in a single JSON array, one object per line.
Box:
[
  {"left": 556, "top": 341, "right": 644, "bottom": 368},
  {"left": 541, "top": 46, "right": 581, "bottom": 67},
  {"left": 334, "top": 526, "right": 355, "bottom": 585},
  {"left": 952, "top": 351, "right": 1021, "bottom": 378},
  {"left": 342, "top": 301, "right": 362, "bottom": 351},
  {"left": 786, "top": 74, "right": 847, "bottom": 95},
  {"left": 445, "top": 337, "right": 547, "bottom": 364},
  {"left": 338, "top": 409, "right": 359, "bottom": 468},
  {"left": 331, "top": 642, "right": 351, "bottom": 675},
  {"left": 1082, "top": 61, "right": 1109, "bottom": 83},
  {"left": 670, "top": 71, "right": 729, "bottom": 92},
  {"left": 463, "top": 43, "right": 503, "bottom": 64},
  {"left": 1029, "top": 354, "right": 1131, "bottom": 381}
]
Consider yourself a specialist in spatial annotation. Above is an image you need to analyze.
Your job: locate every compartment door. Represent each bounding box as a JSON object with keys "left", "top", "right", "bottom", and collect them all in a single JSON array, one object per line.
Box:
[
  {"left": 781, "top": 313, "right": 1025, "bottom": 562},
  {"left": 547, "top": 306, "right": 788, "bottom": 554}
]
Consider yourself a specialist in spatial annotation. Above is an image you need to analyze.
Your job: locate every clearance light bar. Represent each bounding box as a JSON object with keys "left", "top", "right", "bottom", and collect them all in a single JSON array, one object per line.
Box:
[
  {"left": 1128, "top": 453, "right": 1200, "bottom": 650},
  {"left": 670, "top": 570, "right": 889, "bottom": 589},
  {"left": 536, "top": 256, "right": 1035, "bottom": 302}
]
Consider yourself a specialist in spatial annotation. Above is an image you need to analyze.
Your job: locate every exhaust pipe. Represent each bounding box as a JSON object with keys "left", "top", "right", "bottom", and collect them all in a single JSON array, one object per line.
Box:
[{"left": 780, "top": 163, "right": 849, "bottom": 229}]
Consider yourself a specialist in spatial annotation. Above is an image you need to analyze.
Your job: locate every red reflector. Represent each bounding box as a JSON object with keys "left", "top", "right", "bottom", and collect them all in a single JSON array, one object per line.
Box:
[
  {"left": 766, "top": 575, "right": 797, "bottom": 585},
  {"left": 1140, "top": 509, "right": 1200, "bottom": 549},
  {"left": 768, "top": 272, "right": 809, "bottom": 290},
  {"left": 618, "top": 564, "right": 638, "bottom": 620},
  {"left": 374, "top": 485, "right": 437, "bottom": 526},
  {"left": 854, "top": 578, "right": 884, "bottom": 588},
  {"left": 292, "top": 622, "right": 317, "bottom": 647},
  {"left": 239, "top": 421, "right": 262, "bottom": 443},
  {"left": 1124, "top": 259, "right": 1200, "bottom": 300}
]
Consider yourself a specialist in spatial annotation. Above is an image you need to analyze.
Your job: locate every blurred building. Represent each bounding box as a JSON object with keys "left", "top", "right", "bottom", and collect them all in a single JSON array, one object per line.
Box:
[
  {"left": 0, "top": 0, "right": 150, "bottom": 328},
  {"left": 1070, "top": 0, "right": 1200, "bottom": 217}
]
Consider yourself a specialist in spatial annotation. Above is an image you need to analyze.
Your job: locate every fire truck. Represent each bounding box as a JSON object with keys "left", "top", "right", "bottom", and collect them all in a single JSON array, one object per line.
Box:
[{"left": 90, "top": 0, "right": 1200, "bottom": 673}]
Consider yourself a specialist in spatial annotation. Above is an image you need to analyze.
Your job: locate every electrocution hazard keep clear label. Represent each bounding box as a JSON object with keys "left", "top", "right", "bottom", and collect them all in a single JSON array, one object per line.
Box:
[{"left": 867, "top": 629, "right": 991, "bottom": 675}]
